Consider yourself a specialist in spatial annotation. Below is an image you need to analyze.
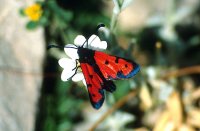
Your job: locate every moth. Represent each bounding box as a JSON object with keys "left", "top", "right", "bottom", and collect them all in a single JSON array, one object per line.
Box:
[
  {"left": 48, "top": 26, "right": 140, "bottom": 109},
  {"left": 77, "top": 46, "right": 140, "bottom": 109}
]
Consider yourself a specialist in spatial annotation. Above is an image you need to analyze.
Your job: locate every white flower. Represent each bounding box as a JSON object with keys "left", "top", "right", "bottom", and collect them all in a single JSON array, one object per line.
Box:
[{"left": 58, "top": 34, "right": 107, "bottom": 86}]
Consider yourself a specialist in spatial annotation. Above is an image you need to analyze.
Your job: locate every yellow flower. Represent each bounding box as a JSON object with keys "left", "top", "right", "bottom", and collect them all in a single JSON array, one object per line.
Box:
[{"left": 24, "top": 3, "right": 42, "bottom": 21}]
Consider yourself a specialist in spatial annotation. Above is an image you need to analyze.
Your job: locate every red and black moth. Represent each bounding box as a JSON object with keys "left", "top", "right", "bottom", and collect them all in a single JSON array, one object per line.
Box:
[
  {"left": 48, "top": 25, "right": 140, "bottom": 109},
  {"left": 78, "top": 47, "right": 140, "bottom": 109}
]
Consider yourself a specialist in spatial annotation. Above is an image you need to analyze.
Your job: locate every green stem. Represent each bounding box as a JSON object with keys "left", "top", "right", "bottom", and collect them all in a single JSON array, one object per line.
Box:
[{"left": 110, "top": 12, "right": 119, "bottom": 34}]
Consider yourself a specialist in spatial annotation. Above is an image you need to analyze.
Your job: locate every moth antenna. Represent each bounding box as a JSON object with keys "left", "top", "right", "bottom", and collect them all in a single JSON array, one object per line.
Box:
[
  {"left": 80, "top": 24, "right": 106, "bottom": 48},
  {"left": 47, "top": 44, "right": 78, "bottom": 50},
  {"left": 64, "top": 45, "right": 78, "bottom": 49},
  {"left": 81, "top": 40, "right": 87, "bottom": 48},
  {"left": 47, "top": 44, "right": 63, "bottom": 49}
]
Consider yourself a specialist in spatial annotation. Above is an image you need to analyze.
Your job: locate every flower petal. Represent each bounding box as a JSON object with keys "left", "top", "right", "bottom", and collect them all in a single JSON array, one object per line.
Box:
[
  {"left": 64, "top": 44, "right": 79, "bottom": 59},
  {"left": 88, "top": 35, "right": 101, "bottom": 48},
  {"left": 82, "top": 78, "right": 87, "bottom": 87},
  {"left": 87, "top": 35, "right": 107, "bottom": 50},
  {"left": 61, "top": 69, "right": 75, "bottom": 81},
  {"left": 58, "top": 58, "right": 76, "bottom": 69},
  {"left": 72, "top": 72, "right": 84, "bottom": 82},
  {"left": 99, "top": 41, "right": 107, "bottom": 50},
  {"left": 74, "top": 35, "right": 86, "bottom": 47}
]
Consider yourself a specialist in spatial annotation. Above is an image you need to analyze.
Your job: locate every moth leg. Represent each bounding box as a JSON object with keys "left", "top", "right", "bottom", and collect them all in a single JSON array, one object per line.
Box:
[
  {"left": 67, "top": 59, "right": 80, "bottom": 80},
  {"left": 72, "top": 59, "right": 79, "bottom": 70},
  {"left": 67, "top": 67, "right": 79, "bottom": 80}
]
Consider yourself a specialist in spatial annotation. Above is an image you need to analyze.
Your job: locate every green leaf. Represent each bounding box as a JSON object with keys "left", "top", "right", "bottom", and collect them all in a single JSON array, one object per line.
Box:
[
  {"left": 26, "top": 21, "right": 38, "bottom": 30},
  {"left": 54, "top": 15, "right": 68, "bottom": 29},
  {"left": 56, "top": 80, "right": 72, "bottom": 94},
  {"left": 57, "top": 121, "right": 72, "bottom": 131},
  {"left": 19, "top": 8, "right": 26, "bottom": 16},
  {"left": 57, "top": 98, "right": 72, "bottom": 115},
  {"left": 43, "top": 117, "right": 56, "bottom": 131},
  {"left": 113, "top": 80, "right": 130, "bottom": 100},
  {"left": 39, "top": 16, "right": 49, "bottom": 26},
  {"left": 47, "top": 0, "right": 73, "bottom": 22},
  {"left": 58, "top": 10, "right": 73, "bottom": 22}
]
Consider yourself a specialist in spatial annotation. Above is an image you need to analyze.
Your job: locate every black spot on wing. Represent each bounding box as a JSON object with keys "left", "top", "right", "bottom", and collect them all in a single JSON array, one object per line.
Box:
[
  {"left": 89, "top": 75, "right": 93, "bottom": 79},
  {"left": 125, "top": 64, "right": 128, "bottom": 68},
  {"left": 115, "top": 57, "right": 119, "bottom": 63},
  {"left": 105, "top": 60, "right": 109, "bottom": 65},
  {"left": 87, "top": 84, "right": 92, "bottom": 87},
  {"left": 116, "top": 64, "right": 140, "bottom": 79}
]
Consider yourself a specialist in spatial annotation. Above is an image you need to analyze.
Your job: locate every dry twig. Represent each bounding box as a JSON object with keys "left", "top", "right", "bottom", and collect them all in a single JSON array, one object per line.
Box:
[{"left": 162, "top": 65, "right": 200, "bottom": 79}]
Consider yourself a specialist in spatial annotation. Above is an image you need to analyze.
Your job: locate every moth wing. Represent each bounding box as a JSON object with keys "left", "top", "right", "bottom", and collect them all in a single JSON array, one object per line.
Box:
[
  {"left": 80, "top": 63, "right": 105, "bottom": 109},
  {"left": 94, "top": 51, "right": 140, "bottom": 80}
]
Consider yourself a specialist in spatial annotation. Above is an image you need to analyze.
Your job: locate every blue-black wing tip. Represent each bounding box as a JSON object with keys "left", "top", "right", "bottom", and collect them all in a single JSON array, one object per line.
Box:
[
  {"left": 117, "top": 63, "right": 140, "bottom": 79},
  {"left": 92, "top": 97, "right": 104, "bottom": 109},
  {"left": 127, "top": 63, "right": 140, "bottom": 78},
  {"left": 91, "top": 89, "right": 105, "bottom": 109}
]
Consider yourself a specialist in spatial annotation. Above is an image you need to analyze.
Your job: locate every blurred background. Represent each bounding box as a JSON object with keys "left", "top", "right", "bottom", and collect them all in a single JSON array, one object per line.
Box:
[{"left": 0, "top": 0, "right": 200, "bottom": 131}]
